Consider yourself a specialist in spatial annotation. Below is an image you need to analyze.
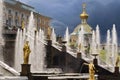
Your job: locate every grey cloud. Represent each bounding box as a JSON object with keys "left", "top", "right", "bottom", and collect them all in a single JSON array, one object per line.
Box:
[{"left": 20, "top": 0, "right": 120, "bottom": 42}]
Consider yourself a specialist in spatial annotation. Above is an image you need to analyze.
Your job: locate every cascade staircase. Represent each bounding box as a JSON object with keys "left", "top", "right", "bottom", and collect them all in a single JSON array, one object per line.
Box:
[{"left": 46, "top": 40, "right": 120, "bottom": 80}]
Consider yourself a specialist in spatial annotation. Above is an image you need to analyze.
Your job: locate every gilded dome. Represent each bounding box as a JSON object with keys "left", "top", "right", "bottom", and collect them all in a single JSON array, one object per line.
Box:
[
  {"left": 71, "top": 3, "right": 92, "bottom": 35},
  {"left": 80, "top": 12, "right": 88, "bottom": 19}
]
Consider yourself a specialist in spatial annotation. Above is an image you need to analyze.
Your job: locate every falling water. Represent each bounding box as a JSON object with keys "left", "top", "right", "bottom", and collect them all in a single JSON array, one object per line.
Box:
[
  {"left": 27, "top": 12, "right": 34, "bottom": 32},
  {"left": 51, "top": 28, "right": 56, "bottom": 44},
  {"left": 96, "top": 25, "right": 100, "bottom": 52},
  {"left": 95, "top": 25, "right": 101, "bottom": 64},
  {"left": 0, "top": 0, "right": 4, "bottom": 61},
  {"left": 64, "top": 27, "right": 69, "bottom": 47},
  {"left": 28, "top": 12, "right": 46, "bottom": 72},
  {"left": 36, "top": 31, "right": 46, "bottom": 71},
  {"left": 91, "top": 30, "right": 97, "bottom": 54},
  {"left": 111, "top": 24, "right": 118, "bottom": 66},
  {"left": 78, "top": 28, "right": 81, "bottom": 51},
  {"left": 77, "top": 26, "right": 84, "bottom": 52},
  {"left": 14, "top": 29, "right": 25, "bottom": 71},
  {"left": 106, "top": 30, "right": 111, "bottom": 65},
  {"left": 0, "top": 0, "right": 3, "bottom": 38},
  {"left": 39, "top": 29, "right": 45, "bottom": 42},
  {"left": 14, "top": 12, "right": 46, "bottom": 72}
]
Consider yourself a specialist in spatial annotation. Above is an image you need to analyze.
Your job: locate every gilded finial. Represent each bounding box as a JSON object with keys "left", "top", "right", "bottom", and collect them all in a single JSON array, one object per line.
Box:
[
  {"left": 82, "top": 3, "right": 86, "bottom": 12},
  {"left": 80, "top": 3, "right": 88, "bottom": 19}
]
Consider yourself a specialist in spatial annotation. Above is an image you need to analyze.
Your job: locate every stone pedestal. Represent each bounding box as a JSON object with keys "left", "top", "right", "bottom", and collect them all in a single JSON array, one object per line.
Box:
[
  {"left": 92, "top": 54, "right": 98, "bottom": 66},
  {"left": 47, "top": 40, "right": 52, "bottom": 46},
  {"left": 46, "top": 40, "right": 52, "bottom": 67},
  {"left": 62, "top": 41, "right": 66, "bottom": 52},
  {"left": 62, "top": 45, "right": 66, "bottom": 52},
  {"left": 114, "top": 67, "right": 119, "bottom": 74},
  {"left": 20, "top": 64, "right": 31, "bottom": 76},
  {"left": 93, "top": 58, "right": 98, "bottom": 65},
  {"left": 77, "top": 52, "right": 81, "bottom": 59}
]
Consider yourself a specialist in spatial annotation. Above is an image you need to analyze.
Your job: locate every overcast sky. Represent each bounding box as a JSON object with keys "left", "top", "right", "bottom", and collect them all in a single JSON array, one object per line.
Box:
[{"left": 20, "top": 0, "right": 120, "bottom": 43}]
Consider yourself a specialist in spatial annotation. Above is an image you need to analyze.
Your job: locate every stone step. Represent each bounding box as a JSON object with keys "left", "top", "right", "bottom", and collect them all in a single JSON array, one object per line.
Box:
[{"left": 0, "top": 76, "right": 28, "bottom": 80}]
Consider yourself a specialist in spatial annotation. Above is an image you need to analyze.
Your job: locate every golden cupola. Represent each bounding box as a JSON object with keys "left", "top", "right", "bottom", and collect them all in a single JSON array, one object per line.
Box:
[
  {"left": 71, "top": 3, "right": 92, "bottom": 35},
  {"left": 80, "top": 3, "right": 88, "bottom": 20}
]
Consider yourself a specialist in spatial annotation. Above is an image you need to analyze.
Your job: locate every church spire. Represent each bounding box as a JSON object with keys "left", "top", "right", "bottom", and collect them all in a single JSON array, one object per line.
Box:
[{"left": 80, "top": 3, "right": 88, "bottom": 23}]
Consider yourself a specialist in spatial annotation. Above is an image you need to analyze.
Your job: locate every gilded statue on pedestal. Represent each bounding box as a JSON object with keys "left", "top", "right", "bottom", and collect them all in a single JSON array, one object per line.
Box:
[
  {"left": 23, "top": 41, "right": 31, "bottom": 64},
  {"left": 21, "top": 19, "right": 25, "bottom": 29},
  {"left": 84, "top": 62, "right": 95, "bottom": 80},
  {"left": 89, "top": 62, "right": 95, "bottom": 80},
  {"left": 47, "top": 27, "right": 51, "bottom": 40}
]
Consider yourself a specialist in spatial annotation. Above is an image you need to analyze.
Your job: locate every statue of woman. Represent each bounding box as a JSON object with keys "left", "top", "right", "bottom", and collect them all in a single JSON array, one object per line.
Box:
[
  {"left": 84, "top": 62, "right": 95, "bottom": 80},
  {"left": 89, "top": 62, "right": 95, "bottom": 80},
  {"left": 23, "top": 41, "right": 31, "bottom": 64},
  {"left": 21, "top": 19, "right": 25, "bottom": 29}
]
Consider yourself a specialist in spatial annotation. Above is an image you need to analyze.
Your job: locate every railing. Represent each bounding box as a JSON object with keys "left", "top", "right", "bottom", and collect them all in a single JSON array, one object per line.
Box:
[
  {"left": 51, "top": 42, "right": 114, "bottom": 73},
  {"left": 2, "top": 29, "right": 17, "bottom": 34},
  {"left": 0, "top": 61, "right": 20, "bottom": 76}
]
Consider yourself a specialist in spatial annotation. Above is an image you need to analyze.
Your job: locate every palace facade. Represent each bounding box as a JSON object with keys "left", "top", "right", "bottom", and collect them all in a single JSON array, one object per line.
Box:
[
  {"left": 3, "top": 0, "right": 51, "bottom": 37},
  {"left": 2, "top": 0, "right": 52, "bottom": 67}
]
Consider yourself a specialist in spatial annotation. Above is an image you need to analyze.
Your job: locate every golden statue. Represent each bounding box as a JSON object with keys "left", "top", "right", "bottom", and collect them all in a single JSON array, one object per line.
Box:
[
  {"left": 115, "top": 56, "right": 120, "bottom": 67},
  {"left": 89, "top": 62, "right": 95, "bottom": 80},
  {"left": 47, "top": 27, "right": 51, "bottom": 40},
  {"left": 23, "top": 41, "right": 31, "bottom": 64},
  {"left": 84, "top": 62, "right": 95, "bottom": 80},
  {"left": 21, "top": 19, "right": 25, "bottom": 29}
]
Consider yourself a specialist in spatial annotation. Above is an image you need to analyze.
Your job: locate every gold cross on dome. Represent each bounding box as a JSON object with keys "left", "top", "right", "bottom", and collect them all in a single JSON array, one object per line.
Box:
[{"left": 82, "top": 3, "right": 86, "bottom": 9}]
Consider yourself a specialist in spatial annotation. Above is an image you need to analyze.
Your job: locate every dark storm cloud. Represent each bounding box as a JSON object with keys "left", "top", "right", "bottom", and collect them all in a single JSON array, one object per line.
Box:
[
  {"left": 20, "top": 0, "right": 120, "bottom": 42},
  {"left": 87, "top": 1, "right": 120, "bottom": 42}
]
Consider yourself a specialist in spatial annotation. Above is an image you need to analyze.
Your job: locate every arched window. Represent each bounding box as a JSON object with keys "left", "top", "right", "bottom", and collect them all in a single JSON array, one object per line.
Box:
[
  {"left": 8, "top": 17, "right": 11, "bottom": 26},
  {"left": 8, "top": 10, "right": 11, "bottom": 14},
  {"left": 15, "top": 19, "right": 18, "bottom": 27}
]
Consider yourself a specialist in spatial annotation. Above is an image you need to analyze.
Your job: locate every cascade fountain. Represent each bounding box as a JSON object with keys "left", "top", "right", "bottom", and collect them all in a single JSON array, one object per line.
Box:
[
  {"left": 33, "top": 30, "right": 46, "bottom": 72},
  {"left": 51, "top": 28, "right": 56, "bottom": 44},
  {"left": 96, "top": 25, "right": 100, "bottom": 52},
  {"left": 14, "top": 29, "right": 22, "bottom": 71},
  {"left": 0, "top": 1, "right": 120, "bottom": 79},
  {"left": 106, "top": 30, "right": 111, "bottom": 65},
  {"left": 0, "top": 0, "right": 4, "bottom": 39},
  {"left": 0, "top": 0, "right": 5, "bottom": 72},
  {"left": 91, "top": 25, "right": 101, "bottom": 55},
  {"left": 77, "top": 26, "right": 84, "bottom": 52},
  {"left": 91, "top": 30, "right": 97, "bottom": 55},
  {"left": 0, "top": 0, "right": 4, "bottom": 38},
  {"left": 64, "top": 27, "right": 69, "bottom": 47},
  {"left": 14, "top": 12, "right": 46, "bottom": 72},
  {"left": 0, "top": 0, "right": 4, "bottom": 61},
  {"left": 111, "top": 24, "right": 118, "bottom": 66},
  {"left": 0, "top": 0, "right": 20, "bottom": 76},
  {"left": 95, "top": 25, "right": 101, "bottom": 64},
  {"left": 91, "top": 30, "right": 98, "bottom": 62}
]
